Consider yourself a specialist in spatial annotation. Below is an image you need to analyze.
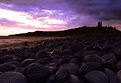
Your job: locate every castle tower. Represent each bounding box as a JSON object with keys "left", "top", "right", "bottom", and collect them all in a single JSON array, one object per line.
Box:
[{"left": 98, "top": 21, "right": 102, "bottom": 27}]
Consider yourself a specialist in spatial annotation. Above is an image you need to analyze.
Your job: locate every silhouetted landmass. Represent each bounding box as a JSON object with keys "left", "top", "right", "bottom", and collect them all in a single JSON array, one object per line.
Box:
[{"left": 10, "top": 26, "right": 121, "bottom": 37}]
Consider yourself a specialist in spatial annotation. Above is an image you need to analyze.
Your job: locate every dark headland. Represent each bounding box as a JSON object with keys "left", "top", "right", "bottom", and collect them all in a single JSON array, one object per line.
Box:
[
  {"left": 1, "top": 22, "right": 121, "bottom": 83},
  {"left": 10, "top": 22, "right": 121, "bottom": 37}
]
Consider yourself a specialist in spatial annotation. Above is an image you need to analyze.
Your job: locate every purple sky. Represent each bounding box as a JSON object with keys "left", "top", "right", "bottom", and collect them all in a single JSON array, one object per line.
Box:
[{"left": 0, "top": 0, "right": 121, "bottom": 35}]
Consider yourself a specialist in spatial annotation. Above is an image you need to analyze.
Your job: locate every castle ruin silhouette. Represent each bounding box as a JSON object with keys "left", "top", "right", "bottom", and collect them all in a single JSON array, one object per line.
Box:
[{"left": 98, "top": 21, "right": 102, "bottom": 27}]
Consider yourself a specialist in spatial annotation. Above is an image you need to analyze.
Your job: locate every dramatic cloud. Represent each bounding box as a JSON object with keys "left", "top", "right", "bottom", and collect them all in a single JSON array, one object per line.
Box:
[{"left": 0, "top": 0, "right": 121, "bottom": 35}]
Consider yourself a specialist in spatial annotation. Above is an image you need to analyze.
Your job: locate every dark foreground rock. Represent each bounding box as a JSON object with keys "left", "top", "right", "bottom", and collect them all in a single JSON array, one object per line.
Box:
[
  {"left": 0, "top": 37, "right": 121, "bottom": 83},
  {"left": 0, "top": 72, "right": 27, "bottom": 83}
]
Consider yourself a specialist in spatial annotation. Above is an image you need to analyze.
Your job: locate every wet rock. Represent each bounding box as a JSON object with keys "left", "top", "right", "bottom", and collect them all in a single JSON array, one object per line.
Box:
[
  {"left": 13, "top": 56, "right": 23, "bottom": 62},
  {"left": 21, "top": 59, "right": 34, "bottom": 68},
  {"left": 83, "top": 45, "right": 93, "bottom": 51},
  {"left": 74, "top": 51, "right": 83, "bottom": 57},
  {"left": 103, "top": 62, "right": 116, "bottom": 71},
  {"left": 70, "top": 58, "right": 80, "bottom": 65},
  {"left": 60, "top": 41, "right": 70, "bottom": 49},
  {"left": 46, "top": 75, "right": 56, "bottom": 83},
  {"left": 70, "top": 42, "right": 82, "bottom": 53},
  {"left": 85, "top": 71, "right": 108, "bottom": 83},
  {"left": 61, "top": 49, "right": 72, "bottom": 56},
  {"left": 117, "top": 70, "right": 121, "bottom": 83},
  {"left": 49, "top": 49, "right": 61, "bottom": 56},
  {"left": 56, "top": 68, "right": 70, "bottom": 82},
  {"left": 79, "top": 62, "right": 102, "bottom": 75},
  {"left": 48, "top": 66, "right": 58, "bottom": 74},
  {"left": 101, "top": 53, "right": 117, "bottom": 63},
  {"left": 102, "top": 45, "right": 113, "bottom": 53},
  {"left": 9, "top": 64, "right": 17, "bottom": 71},
  {"left": 65, "top": 74, "right": 84, "bottom": 83},
  {"left": 14, "top": 67, "right": 24, "bottom": 73},
  {"left": 36, "top": 50, "right": 49, "bottom": 59},
  {"left": 48, "top": 62, "right": 57, "bottom": 67},
  {"left": 105, "top": 68, "right": 118, "bottom": 83},
  {"left": 59, "top": 63, "right": 79, "bottom": 75},
  {"left": 0, "top": 72, "right": 27, "bottom": 83},
  {"left": 114, "top": 46, "right": 121, "bottom": 58},
  {"left": 36, "top": 58, "right": 50, "bottom": 65},
  {"left": 23, "top": 63, "right": 51, "bottom": 83},
  {"left": 116, "top": 61, "right": 121, "bottom": 71},
  {"left": 51, "top": 58, "right": 62, "bottom": 64},
  {"left": 83, "top": 51, "right": 99, "bottom": 57},
  {"left": 84, "top": 54, "right": 102, "bottom": 63},
  {"left": 0, "top": 61, "right": 20, "bottom": 72},
  {"left": 0, "top": 55, "right": 13, "bottom": 64}
]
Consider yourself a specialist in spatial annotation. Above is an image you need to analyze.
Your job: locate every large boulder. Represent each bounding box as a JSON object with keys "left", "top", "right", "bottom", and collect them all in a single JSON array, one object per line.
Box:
[{"left": 0, "top": 72, "right": 27, "bottom": 83}]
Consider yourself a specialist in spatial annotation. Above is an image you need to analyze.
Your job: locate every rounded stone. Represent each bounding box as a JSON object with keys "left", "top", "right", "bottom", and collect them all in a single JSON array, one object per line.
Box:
[
  {"left": 14, "top": 67, "right": 24, "bottom": 73},
  {"left": 117, "top": 70, "right": 121, "bottom": 83},
  {"left": 116, "top": 61, "right": 121, "bottom": 70},
  {"left": 59, "top": 63, "right": 79, "bottom": 75},
  {"left": 36, "top": 58, "right": 50, "bottom": 65},
  {"left": 84, "top": 54, "right": 101, "bottom": 63},
  {"left": 101, "top": 53, "right": 117, "bottom": 63},
  {"left": 0, "top": 61, "right": 20, "bottom": 72},
  {"left": 70, "top": 58, "right": 80, "bottom": 65},
  {"left": 21, "top": 59, "right": 34, "bottom": 68},
  {"left": 48, "top": 66, "right": 58, "bottom": 74},
  {"left": 66, "top": 74, "right": 84, "bottom": 83},
  {"left": 61, "top": 49, "right": 72, "bottom": 56},
  {"left": 85, "top": 71, "right": 108, "bottom": 83},
  {"left": 0, "top": 72, "right": 27, "bottom": 83},
  {"left": 23, "top": 63, "right": 51, "bottom": 83},
  {"left": 36, "top": 50, "right": 49, "bottom": 59},
  {"left": 79, "top": 62, "right": 102, "bottom": 74},
  {"left": 105, "top": 68, "right": 118, "bottom": 83},
  {"left": 49, "top": 49, "right": 61, "bottom": 56},
  {"left": 56, "top": 68, "right": 70, "bottom": 82},
  {"left": 114, "top": 46, "right": 121, "bottom": 58}
]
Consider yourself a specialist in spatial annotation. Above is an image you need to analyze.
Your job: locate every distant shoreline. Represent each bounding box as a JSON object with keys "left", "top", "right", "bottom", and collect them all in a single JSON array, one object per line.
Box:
[{"left": 0, "top": 36, "right": 69, "bottom": 50}]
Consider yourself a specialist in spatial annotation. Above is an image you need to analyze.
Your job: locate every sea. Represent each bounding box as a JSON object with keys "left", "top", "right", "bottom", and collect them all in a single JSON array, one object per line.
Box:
[{"left": 0, "top": 36, "right": 66, "bottom": 49}]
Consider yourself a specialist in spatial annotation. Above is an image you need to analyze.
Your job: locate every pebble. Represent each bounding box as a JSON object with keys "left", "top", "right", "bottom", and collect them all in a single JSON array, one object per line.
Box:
[
  {"left": 79, "top": 62, "right": 102, "bottom": 74},
  {"left": 84, "top": 54, "right": 102, "bottom": 63},
  {"left": 23, "top": 63, "right": 51, "bottom": 83},
  {"left": 0, "top": 37, "right": 121, "bottom": 83},
  {"left": 101, "top": 53, "right": 117, "bottom": 63},
  {"left": 85, "top": 71, "right": 108, "bottom": 83},
  {"left": 104, "top": 68, "right": 118, "bottom": 83},
  {"left": 0, "top": 72, "right": 28, "bottom": 83},
  {"left": 59, "top": 63, "right": 79, "bottom": 75}
]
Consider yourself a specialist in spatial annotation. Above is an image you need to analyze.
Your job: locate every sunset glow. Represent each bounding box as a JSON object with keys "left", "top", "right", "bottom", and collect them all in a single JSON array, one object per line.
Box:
[{"left": 0, "top": 0, "right": 121, "bottom": 35}]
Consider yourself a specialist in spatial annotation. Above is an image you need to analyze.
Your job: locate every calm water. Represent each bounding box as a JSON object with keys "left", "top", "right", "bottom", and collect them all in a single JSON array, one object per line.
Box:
[
  {"left": 0, "top": 37, "right": 67, "bottom": 49},
  {"left": 0, "top": 37, "right": 55, "bottom": 46}
]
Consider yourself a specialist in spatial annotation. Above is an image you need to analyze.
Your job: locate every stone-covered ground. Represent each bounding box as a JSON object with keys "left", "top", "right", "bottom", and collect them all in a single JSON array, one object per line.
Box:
[{"left": 0, "top": 37, "right": 121, "bottom": 83}]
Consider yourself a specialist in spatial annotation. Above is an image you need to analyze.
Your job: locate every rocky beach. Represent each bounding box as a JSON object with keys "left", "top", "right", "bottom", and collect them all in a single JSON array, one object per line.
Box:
[{"left": 0, "top": 36, "right": 121, "bottom": 83}]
